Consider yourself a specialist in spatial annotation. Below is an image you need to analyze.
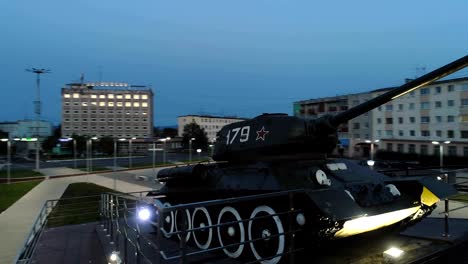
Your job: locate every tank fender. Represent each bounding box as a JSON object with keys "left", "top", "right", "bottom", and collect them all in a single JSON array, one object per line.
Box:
[{"left": 306, "top": 189, "right": 365, "bottom": 221}]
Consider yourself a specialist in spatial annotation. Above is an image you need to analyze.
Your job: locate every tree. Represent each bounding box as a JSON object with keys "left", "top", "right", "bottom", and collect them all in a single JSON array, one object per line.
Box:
[
  {"left": 182, "top": 122, "right": 208, "bottom": 151},
  {"left": 162, "top": 127, "right": 177, "bottom": 138},
  {"left": 95, "top": 136, "right": 114, "bottom": 156},
  {"left": 42, "top": 126, "right": 62, "bottom": 153}
]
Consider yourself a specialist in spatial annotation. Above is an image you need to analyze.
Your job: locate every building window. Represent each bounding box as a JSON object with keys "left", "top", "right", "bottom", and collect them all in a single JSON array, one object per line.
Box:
[
  {"left": 353, "top": 123, "right": 360, "bottom": 129},
  {"left": 436, "top": 130, "right": 442, "bottom": 137},
  {"left": 447, "top": 115, "right": 455, "bottom": 122},
  {"left": 420, "top": 102, "right": 430, "bottom": 109},
  {"left": 410, "top": 130, "right": 415, "bottom": 136},
  {"left": 420, "top": 88, "right": 429, "bottom": 95},
  {"left": 447, "top": 130, "right": 454, "bottom": 138},
  {"left": 398, "top": 104, "right": 403, "bottom": 111},
  {"left": 387, "top": 143, "right": 393, "bottom": 151},
  {"left": 125, "top": 94, "right": 131, "bottom": 99},
  {"left": 108, "top": 102, "right": 114, "bottom": 107},
  {"left": 117, "top": 95, "right": 123, "bottom": 99},
  {"left": 462, "top": 99, "right": 468, "bottom": 106},
  {"left": 377, "top": 118, "right": 381, "bottom": 124},
  {"left": 65, "top": 102, "right": 70, "bottom": 106},
  {"left": 448, "top": 85, "right": 454, "bottom": 92},
  {"left": 108, "top": 94, "right": 114, "bottom": 99},
  {"left": 91, "top": 102, "right": 97, "bottom": 106},
  {"left": 117, "top": 102, "right": 123, "bottom": 107},
  {"left": 125, "top": 102, "right": 131, "bottom": 107},
  {"left": 420, "top": 145, "right": 428, "bottom": 155},
  {"left": 142, "top": 95, "right": 148, "bottom": 99},
  {"left": 64, "top": 94, "right": 70, "bottom": 98},
  {"left": 386, "top": 105, "right": 393, "bottom": 111},
  {"left": 99, "top": 95, "right": 106, "bottom": 99},
  {"left": 464, "top": 147, "right": 468, "bottom": 157},
  {"left": 91, "top": 95, "right": 97, "bottom": 99},
  {"left": 435, "top": 86, "right": 441, "bottom": 94},
  {"left": 353, "top": 133, "right": 360, "bottom": 138},
  {"left": 448, "top": 146, "right": 457, "bottom": 156},
  {"left": 435, "top": 116, "right": 442, "bottom": 123},
  {"left": 99, "top": 102, "right": 105, "bottom": 106},
  {"left": 398, "top": 130, "right": 404, "bottom": 136},
  {"left": 421, "top": 116, "right": 430, "bottom": 123},
  {"left": 386, "top": 118, "right": 393, "bottom": 124},
  {"left": 409, "top": 103, "right": 415, "bottom": 110},
  {"left": 133, "top": 102, "right": 140, "bottom": 107},
  {"left": 81, "top": 102, "right": 88, "bottom": 106},
  {"left": 433, "top": 145, "right": 440, "bottom": 155},
  {"left": 408, "top": 144, "right": 416, "bottom": 153},
  {"left": 421, "top": 130, "right": 430, "bottom": 137},
  {"left": 409, "top": 117, "right": 415, "bottom": 123},
  {"left": 435, "top": 101, "right": 442, "bottom": 108},
  {"left": 461, "top": 131, "right": 468, "bottom": 138},
  {"left": 463, "top": 84, "right": 468, "bottom": 91},
  {"left": 134, "top": 95, "right": 140, "bottom": 99},
  {"left": 448, "top": 100, "right": 455, "bottom": 107},
  {"left": 385, "top": 130, "right": 393, "bottom": 137},
  {"left": 142, "top": 102, "right": 148, "bottom": 107},
  {"left": 397, "top": 144, "right": 404, "bottom": 153},
  {"left": 377, "top": 130, "right": 382, "bottom": 137},
  {"left": 398, "top": 117, "right": 403, "bottom": 124},
  {"left": 73, "top": 93, "right": 80, "bottom": 98}
]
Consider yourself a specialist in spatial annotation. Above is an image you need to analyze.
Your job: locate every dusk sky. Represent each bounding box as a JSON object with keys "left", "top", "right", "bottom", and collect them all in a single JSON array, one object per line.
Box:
[{"left": 1, "top": 1, "right": 467, "bottom": 126}]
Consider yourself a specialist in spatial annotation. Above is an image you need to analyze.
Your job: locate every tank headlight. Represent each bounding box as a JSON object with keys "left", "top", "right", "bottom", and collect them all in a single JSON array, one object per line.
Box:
[
  {"left": 138, "top": 208, "right": 151, "bottom": 221},
  {"left": 383, "top": 247, "right": 404, "bottom": 258}
]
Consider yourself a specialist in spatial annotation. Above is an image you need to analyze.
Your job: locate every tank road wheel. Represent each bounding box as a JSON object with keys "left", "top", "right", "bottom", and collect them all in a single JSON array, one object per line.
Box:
[
  {"left": 192, "top": 207, "right": 213, "bottom": 250},
  {"left": 248, "top": 205, "right": 285, "bottom": 264},
  {"left": 175, "top": 209, "right": 192, "bottom": 242},
  {"left": 160, "top": 202, "right": 175, "bottom": 238},
  {"left": 217, "top": 206, "right": 245, "bottom": 259}
]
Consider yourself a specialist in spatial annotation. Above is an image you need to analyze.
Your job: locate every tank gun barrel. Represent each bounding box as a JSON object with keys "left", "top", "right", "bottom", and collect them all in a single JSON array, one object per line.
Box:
[{"left": 330, "top": 55, "right": 468, "bottom": 127}]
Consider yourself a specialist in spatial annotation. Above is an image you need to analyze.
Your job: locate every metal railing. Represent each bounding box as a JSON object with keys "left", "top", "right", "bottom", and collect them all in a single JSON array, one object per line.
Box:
[{"left": 99, "top": 190, "right": 305, "bottom": 263}]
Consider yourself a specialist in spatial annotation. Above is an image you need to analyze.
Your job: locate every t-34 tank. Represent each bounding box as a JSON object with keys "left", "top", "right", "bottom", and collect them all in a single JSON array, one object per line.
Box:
[{"left": 149, "top": 55, "right": 467, "bottom": 263}]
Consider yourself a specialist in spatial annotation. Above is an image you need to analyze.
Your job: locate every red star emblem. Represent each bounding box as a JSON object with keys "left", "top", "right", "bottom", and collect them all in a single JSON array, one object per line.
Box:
[{"left": 256, "top": 126, "right": 269, "bottom": 141}]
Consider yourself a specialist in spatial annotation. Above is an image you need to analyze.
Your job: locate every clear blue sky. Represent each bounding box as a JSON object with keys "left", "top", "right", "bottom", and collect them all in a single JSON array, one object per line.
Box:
[{"left": 1, "top": 0, "right": 467, "bottom": 126}]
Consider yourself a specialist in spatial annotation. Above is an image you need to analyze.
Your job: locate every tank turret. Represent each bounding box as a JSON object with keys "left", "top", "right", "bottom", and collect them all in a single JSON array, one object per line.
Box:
[{"left": 212, "top": 55, "right": 468, "bottom": 163}]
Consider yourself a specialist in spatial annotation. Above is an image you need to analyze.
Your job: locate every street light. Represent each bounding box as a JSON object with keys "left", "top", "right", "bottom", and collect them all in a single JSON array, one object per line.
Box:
[
  {"left": 129, "top": 137, "right": 136, "bottom": 168},
  {"left": 431, "top": 140, "right": 451, "bottom": 237},
  {"left": 59, "top": 138, "right": 76, "bottom": 169},
  {"left": 189, "top": 138, "right": 195, "bottom": 163},
  {"left": 365, "top": 139, "right": 380, "bottom": 166},
  {"left": 196, "top": 148, "right": 201, "bottom": 160},
  {"left": 26, "top": 68, "right": 50, "bottom": 171},
  {"left": 87, "top": 136, "right": 99, "bottom": 176},
  {"left": 160, "top": 137, "right": 171, "bottom": 164},
  {"left": 1, "top": 138, "right": 11, "bottom": 184}
]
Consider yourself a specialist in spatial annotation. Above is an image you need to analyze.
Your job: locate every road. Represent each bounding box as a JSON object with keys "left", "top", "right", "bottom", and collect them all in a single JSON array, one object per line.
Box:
[{"left": 0, "top": 152, "right": 210, "bottom": 171}]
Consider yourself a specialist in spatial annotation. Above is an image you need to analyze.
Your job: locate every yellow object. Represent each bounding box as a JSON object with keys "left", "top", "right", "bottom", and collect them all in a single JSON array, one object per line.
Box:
[{"left": 420, "top": 187, "right": 440, "bottom": 206}]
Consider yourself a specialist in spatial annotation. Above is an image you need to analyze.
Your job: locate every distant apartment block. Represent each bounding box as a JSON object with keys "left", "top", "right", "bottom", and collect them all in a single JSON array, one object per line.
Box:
[
  {"left": 0, "top": 120, "right": 53, "bottom": 138},
  {"left": 294, "top": 77, "right": 468, "bottom": 157},
  {"left": 177, "top": 115, "right": 248, "bottom": 141},
  {"left": 61, "top": 82, "right": 153, "bottom": 138}
]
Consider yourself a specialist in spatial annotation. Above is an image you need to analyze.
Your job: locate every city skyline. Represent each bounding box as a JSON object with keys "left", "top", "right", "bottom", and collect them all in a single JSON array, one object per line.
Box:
[{"left": 1, "top": 1, "right": 468, "bottom": 126}]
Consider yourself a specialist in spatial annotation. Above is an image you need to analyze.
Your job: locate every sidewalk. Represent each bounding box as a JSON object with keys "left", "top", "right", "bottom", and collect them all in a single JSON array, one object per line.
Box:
[{"left": 0, "top": 168, "right": 154, "bottom": 264}]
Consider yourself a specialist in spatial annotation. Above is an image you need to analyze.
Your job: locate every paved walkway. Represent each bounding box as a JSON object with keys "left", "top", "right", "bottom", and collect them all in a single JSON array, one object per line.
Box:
[{"left": 0, "top": 168, "right": 156, "bottom": 264}]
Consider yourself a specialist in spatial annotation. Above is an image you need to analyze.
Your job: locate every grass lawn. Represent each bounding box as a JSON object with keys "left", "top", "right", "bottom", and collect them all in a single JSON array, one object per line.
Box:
[
  {"left": 0, "top": 169, "right": 43, "bottom": 178},
  {"left": 0, "top": 180, "right": 42, "bottom": 213},
  {"left": 47, "top": 182, "right": 118, "bottom": 227},
  {"left": 451, "top": 193, "right": 468, "bottom": 203}
]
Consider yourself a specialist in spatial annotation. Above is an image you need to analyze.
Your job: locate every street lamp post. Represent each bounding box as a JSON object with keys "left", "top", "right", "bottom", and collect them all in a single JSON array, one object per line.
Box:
[
  {"left": 59, "top": 138, "right": 76, "bottom": 169},
  {"left": 365, "top": 139, "right": 379, "bottom": 167},
  {"left": 26, "top": 68, "right": 50, "bottom": 171},
  {"left": 113, "top": 139, "right": 117, "bottom": 190},
  {"left": 161, "top": 137, "right": 171, "bottom": 164},
  {"left": 196, "top": 148, "right": 201, "bottom": 160},
  {"left": 432, "top": 140, "right": 451, "bottom": 237},
  {"left": 87, "top": 137, "right": 98, "bottom": 178},
  {"left": 152, "top": 142, "right": 156, "bottom": 176},
  {"left": 189, "top": 138, "right": 195, "bottom": 163},
  {"left": 1, "top": 139, "right": 10, "bottom": 184},
  {"left": 129, "top": 137, "right": 136, "bottom": 168}
]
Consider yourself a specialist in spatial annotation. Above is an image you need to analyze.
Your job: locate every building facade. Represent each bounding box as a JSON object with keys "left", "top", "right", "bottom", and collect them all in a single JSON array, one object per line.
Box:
[
  {"left": 177, "top": 115, "right": 247, "bottom": 141},
  {"left": 61, "top": 82, "right": 154, "bottom": 139},
  {"left": 294, "top": 77, "right": 468, "bottom": 157},
  {"left": 0, "top": 120, "right": 53, "bottom": 138}
]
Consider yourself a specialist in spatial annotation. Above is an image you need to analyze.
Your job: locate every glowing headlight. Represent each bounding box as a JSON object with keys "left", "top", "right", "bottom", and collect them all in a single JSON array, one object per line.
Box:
[
  {"left": 138, "top": 208, "right": 151, "bottom": 221},
  {"left": 383, "top": 247, "right": 404, "bottom": 258}
]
